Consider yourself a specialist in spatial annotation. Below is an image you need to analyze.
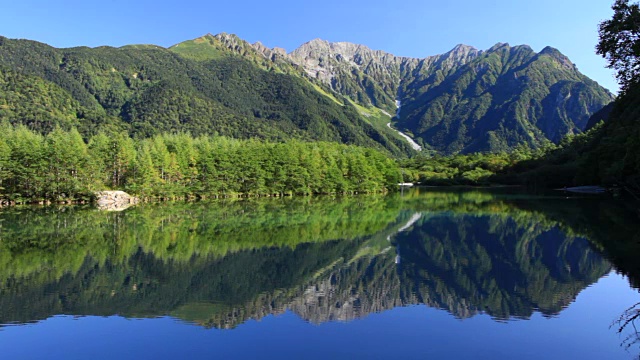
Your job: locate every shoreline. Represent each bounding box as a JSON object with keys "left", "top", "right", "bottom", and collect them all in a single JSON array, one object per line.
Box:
[{"left": 0, "top": 189, "right": 395, "bottom": 210}]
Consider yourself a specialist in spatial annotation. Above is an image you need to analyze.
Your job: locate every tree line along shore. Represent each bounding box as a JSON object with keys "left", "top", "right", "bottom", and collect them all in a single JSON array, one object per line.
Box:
[{"left": 0, "top": 124, "right": 403, "bottom": 205}]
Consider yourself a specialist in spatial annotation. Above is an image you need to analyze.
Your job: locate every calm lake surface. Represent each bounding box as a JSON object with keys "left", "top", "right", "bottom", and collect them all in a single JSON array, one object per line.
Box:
[{"left": 0, "top": 188, "right": 639, "bottom": 359}]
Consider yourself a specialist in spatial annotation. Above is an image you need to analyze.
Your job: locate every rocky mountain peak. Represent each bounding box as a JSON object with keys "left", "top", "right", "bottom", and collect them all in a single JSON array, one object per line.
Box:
[
  {"left": 303, "top": 38, "right": 331, "bottom": 48},
  {"left": 252, "top": 41, "right": 288, "bottom": 61},
  {"left": 538, "top": 46, "right": 576, "bottom": 70},
  {"left": 488, "top": 42, "right": 510, "bottom": 52},
  {"left": 540, "top": 45, "right": 562, "bottom": 56},
  {"left": 450, "top": 43, "right": 479, "bottom": 54},
  {"left": 436, "top": 43, "right": 482, "bottom": 67},
  {"left": 290, "top": 39, "right": 371, "bottom": 63},
  {"left": 539, "top": 46, "right": 570, "bottom": 61},
  {"left": 182, "top": 32, "right": 252, "bottom": 55},
  {"left": 213, "top": 32, "right": 245, "bottom": 47},
  {"left": 272, "top": 47, "right": 287, "bottom": 56}
]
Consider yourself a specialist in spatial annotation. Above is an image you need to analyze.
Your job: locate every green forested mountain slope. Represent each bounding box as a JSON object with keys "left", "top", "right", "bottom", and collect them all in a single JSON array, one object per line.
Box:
[
  {"left": 507, "top": 81, "right": 640, "bottom": 190},
  {"left": 585, "top": 100, "right": 615, "bottom": 130},
  {"left": 0, "top": 35, "right": 413, "bottom": 156},
  {"left": 0, "top": 33, "right": 613, "bottom": 156},
  {"left": 288, "top": 40, "right": 614, "bottom": 154},
  {"left": 585, "top": 83, "right": 640, "bottom": 187},
  {"left": 397, "top": 44, "right": 614, "bottom": 153},
  {"left": 0, "top": 68, "right": 85, "bottom": 130}
]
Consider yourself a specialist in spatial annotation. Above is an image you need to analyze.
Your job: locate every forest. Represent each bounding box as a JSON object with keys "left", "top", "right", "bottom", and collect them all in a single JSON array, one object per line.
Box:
[{"left": 0, "top": 124, "right": 401, "bottom": 203}]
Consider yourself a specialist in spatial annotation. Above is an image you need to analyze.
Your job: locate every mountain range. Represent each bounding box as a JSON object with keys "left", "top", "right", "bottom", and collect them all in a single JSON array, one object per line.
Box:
[{"left": 0, "top": 33, "right": 614, "bottom": 155}]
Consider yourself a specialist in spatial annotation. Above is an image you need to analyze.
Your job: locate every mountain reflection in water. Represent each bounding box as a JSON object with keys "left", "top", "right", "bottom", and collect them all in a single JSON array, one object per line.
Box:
[{"left": 0, "top": 189, "right": 637, "bottom": 331}]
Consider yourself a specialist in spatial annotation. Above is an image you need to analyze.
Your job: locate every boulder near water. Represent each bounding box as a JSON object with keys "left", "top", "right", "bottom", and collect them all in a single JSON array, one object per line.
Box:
[{"left": 94, "top": 191, "right": 139, "bottom": 211}]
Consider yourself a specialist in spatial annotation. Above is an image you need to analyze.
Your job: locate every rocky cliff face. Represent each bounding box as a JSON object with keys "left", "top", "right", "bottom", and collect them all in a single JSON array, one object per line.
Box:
[
  {"left": 288, "top": 40, "right": 416, "bottom": 110},
  {"left": 187, "top": 35, "right": 483, "bottom": 115},
  {"left": 287, "top": 260, "right": 412, "bottom": 324},
  {"left": 286, "top": 40, "right": 483, "bottom": 112},
  {"left": 281, "top": 39, "right": 614, "bottom": 153}
]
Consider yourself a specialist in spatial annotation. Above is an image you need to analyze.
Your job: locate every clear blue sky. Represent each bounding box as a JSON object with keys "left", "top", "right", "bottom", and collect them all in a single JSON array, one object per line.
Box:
[{"left": 0, "top": 0, "right": 618, "bottom": 92}]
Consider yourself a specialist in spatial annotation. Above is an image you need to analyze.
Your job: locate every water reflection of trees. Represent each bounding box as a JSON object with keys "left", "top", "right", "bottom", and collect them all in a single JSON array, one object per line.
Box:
[{"left": 0, "top": 189, "right": 637, "bottom": 329}]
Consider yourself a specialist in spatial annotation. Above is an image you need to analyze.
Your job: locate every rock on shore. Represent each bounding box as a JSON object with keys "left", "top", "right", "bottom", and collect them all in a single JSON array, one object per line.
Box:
[{"left": 95, "top": 191, "right": 139, "bottom": 211}]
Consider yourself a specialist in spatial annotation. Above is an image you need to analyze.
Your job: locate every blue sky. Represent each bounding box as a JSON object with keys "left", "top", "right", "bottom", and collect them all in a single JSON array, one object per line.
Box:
[{"left": 0, "top": 0, "right": 618, "bottom": 92}]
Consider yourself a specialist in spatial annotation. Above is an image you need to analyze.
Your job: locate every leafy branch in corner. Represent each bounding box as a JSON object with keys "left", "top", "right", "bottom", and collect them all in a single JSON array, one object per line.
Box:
[{"left": 597, "top": 0, "right": 640, "bottom": 92}]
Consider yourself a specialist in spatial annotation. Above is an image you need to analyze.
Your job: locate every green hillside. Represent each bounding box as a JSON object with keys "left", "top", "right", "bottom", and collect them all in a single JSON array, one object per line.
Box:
[
  {"left": 397, "top": 44, "right": 614, "bottom": 154},
  {"left": 0, "top": 35, "right": 413, "bottom": 157}
]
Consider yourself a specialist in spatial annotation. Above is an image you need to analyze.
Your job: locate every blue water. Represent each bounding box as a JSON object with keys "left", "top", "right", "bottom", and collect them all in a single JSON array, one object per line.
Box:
[
  {"left": 0, "top": 190, "right": 638, "bottom": 359},
  {"left": 0, "top": 274, "right": 636, "bottom": 359}
]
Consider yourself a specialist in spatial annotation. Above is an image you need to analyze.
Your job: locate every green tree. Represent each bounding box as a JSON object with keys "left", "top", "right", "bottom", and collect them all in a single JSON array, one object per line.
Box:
[
  {"left": 597, "top": 0, "right": 640, "bottom": 92},
  {"left": 130, "top": 140, "right": 160, "bottom": 196},
  {"left": 0, "top": 134, "right": 11, "bottom": 194},
  {"left": 88, "top": 132, "right": 135, "bottom": 189},
  {"left": 5, "top": 126, "right": 46, "bottom": 199},
  {"left": 44, "top": 127, "right": 91, "bottom": 199}
]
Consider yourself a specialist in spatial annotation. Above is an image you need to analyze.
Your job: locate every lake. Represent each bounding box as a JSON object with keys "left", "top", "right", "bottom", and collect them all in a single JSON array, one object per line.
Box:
[{"left": 0, "top": 188, "right": 638, "bottom": 359}]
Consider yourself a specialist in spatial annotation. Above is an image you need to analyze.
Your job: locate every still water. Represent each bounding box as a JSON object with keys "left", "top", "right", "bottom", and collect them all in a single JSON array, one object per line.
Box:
[{"left": 0, "top": 188, "right": 638, "bottom": 359}]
